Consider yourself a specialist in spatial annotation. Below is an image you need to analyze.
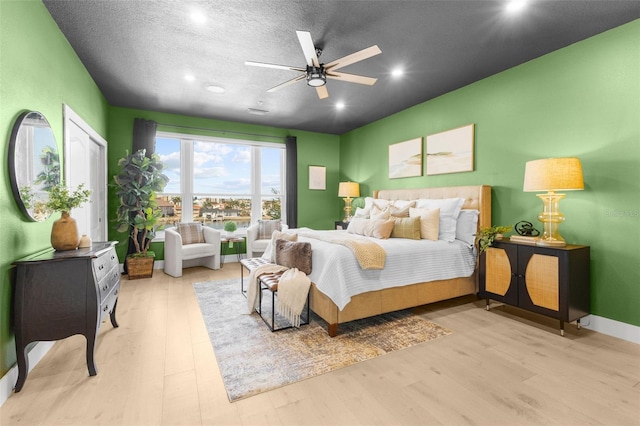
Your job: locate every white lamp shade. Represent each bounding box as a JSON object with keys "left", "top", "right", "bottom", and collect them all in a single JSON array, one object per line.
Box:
[
  {"left": 523, "top": 157, "right": 584, "bottom": 192},
  {"left": 338, "top": 181, "right": 360, "bottom": 198}
]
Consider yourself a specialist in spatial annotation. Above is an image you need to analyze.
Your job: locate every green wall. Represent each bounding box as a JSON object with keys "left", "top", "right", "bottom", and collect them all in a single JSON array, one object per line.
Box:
[
  {"left": 0, "top": 1, "right": 109, "bottom": 375},
  {"left": 1, "top": 0, "right": 637, "bottom": 384},
  {"left": 341, "top": 20, "right": 640, "bottom": 327},
  {"left": 107, "top": 107, "right": 340, "bottom": 262}
]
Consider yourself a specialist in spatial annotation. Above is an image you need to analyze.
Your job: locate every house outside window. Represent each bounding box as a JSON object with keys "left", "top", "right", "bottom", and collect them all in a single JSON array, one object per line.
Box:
[{"left": 155, "top": 132, "right": 286, "bottom": 233}]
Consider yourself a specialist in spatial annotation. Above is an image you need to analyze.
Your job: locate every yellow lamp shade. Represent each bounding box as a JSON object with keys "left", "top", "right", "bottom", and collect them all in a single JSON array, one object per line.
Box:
[
  {"left": 523, "top": 157, "right": 584, "bottom": 192},
  {"left": 338, "top": 181, "right": 360, "bottom": 198}
]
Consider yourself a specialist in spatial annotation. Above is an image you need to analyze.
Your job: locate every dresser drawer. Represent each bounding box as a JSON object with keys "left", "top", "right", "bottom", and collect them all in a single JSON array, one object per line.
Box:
[
  {"left": 93, "top": 247, "right": 118, "bottom": 283},
  {"left": 98, "top": 264, "right": 120, "bottom": 303},
  {"left": 99, "top": 285, "right": 119, "bottom": 324}
]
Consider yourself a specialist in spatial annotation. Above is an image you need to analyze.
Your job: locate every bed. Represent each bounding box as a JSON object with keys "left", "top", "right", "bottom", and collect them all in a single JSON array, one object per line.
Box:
[{"left": 304, "top": 185, "right": 491, "bottom": 337}]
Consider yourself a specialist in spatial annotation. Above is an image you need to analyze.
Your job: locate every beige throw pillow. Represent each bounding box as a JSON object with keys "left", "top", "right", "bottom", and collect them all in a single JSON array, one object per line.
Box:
[
  {"left": 391, "top": 217, "right": 422, "bottom": 240},
  {"left": 176, "top": 222, "right": 204, "bottom": 245},
  {"left": 347, "top": 218, "right": 395, "bottom": 239},
  {"left": 409, "top": 207, "right": 440, "bottom": 241},
  {"left": 258, "top": 220, "right": 281, "bottom": 240}
]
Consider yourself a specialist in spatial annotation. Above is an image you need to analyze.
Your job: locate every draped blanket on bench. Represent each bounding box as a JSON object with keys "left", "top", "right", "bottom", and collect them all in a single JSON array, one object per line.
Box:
[{"left": 297, "top": 229, "right": 386, "bottom": 270}]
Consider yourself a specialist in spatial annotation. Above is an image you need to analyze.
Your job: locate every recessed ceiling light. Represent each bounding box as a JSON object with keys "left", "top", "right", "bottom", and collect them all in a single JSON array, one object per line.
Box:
[
  {"left": 505, "top": 0, "right": 527, "bottom": 14},
  {"left": 185, "top": 74, "right": 195, "bottom": 82},
  {"left": 391, "top": 67, "right": 404, "bottom": 78},
  {"left": 206, "top": 85, "right": 226, "bottom": 94},
  {"left": 190, "top": 10, "right": 206, "bottom": 25},
  {"left": 248, "top": 108, "right": 269, "bottom": 115},
  {"left": 335, "top": 102, "right": 345, "bottom": 110}
]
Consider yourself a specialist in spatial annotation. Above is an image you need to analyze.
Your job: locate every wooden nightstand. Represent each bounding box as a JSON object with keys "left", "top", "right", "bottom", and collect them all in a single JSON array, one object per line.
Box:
[
  {"left": 479, "top": 238, "right": 590, "bottom": 336},
  {"left": 334, "top": 221, "right": 349, "bottom": 230}
]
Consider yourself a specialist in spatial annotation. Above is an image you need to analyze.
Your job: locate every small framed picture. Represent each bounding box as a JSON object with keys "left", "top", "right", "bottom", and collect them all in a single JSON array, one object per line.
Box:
[{"left": 308, "top": 165, "right": 326, "bottom": 190}]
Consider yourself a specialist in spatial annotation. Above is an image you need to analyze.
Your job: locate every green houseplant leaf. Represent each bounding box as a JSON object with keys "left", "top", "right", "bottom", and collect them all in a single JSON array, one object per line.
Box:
[
  {"left": 112, "top": 149, "right": 168, "bottom": 256},
  {"left": 477, "top": 225, "right": 512, "bottom": 255}
]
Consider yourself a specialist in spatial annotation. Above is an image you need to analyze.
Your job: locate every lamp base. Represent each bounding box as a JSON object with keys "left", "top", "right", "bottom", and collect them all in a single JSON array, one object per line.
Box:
[
  {"left": 536, "top": 238, "right": 566, "bottom": 247},
  {"left": 536, "top": 192, "right": 568, "bottom": 247},
  {"left": 343, "top": 197, "right": 353, "bottom": 222}
]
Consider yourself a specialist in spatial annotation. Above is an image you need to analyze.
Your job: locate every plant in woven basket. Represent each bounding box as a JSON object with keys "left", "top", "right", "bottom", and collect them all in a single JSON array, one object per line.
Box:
[{"left": 113, "top": 149, "right": 169, "bottom": 257}]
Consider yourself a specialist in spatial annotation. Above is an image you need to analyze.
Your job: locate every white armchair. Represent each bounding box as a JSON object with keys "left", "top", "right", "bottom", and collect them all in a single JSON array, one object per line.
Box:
[
  {"left": 164, "top": 225, "right": 221, "bottom": 277},
  {"left": 246, "top": 221, "right": 288, "bottom": 258}
]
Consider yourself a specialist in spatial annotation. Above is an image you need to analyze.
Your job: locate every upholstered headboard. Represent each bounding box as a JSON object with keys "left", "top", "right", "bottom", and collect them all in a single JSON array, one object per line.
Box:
[{"left": 373, "top": 185, "right": 492, "bottom": 229}]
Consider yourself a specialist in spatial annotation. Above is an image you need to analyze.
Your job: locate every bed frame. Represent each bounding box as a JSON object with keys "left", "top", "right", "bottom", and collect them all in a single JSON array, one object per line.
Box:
[{"left": 309, "top": 185, "right": 492, "bottom": 337}]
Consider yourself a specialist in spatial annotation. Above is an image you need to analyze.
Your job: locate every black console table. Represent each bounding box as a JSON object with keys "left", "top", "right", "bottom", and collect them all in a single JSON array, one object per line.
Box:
[{"left": 12, "top": 241, "right": 120, "bottom": 392}]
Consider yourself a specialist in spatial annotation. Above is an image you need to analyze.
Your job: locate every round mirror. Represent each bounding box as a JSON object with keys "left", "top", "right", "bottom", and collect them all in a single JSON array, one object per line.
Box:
[{"left": 9, "top": 111, "right": 60, "bottom": 222}]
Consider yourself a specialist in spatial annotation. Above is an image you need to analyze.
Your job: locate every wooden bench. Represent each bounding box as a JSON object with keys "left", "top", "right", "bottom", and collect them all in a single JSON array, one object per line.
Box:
[{"left": 240, "top": 257, "right": 310, "bottom": 332}]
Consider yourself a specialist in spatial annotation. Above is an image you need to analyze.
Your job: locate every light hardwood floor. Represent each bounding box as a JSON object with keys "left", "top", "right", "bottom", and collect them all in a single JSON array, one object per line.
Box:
[{"left": 1, "top": 264, "right": 638, "bottom": 425}]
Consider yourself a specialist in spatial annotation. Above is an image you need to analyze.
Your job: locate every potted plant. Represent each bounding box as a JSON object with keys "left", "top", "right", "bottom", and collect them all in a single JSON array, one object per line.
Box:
[
  {"left": 477, "top": 225, "right": 512, "bottom": 255},
  {"left": 113, "top": 149, "right": 168, "bottom": 279},
  {"left": 224, "top": 220, "right": 237, "bottom": 238},
  {"left": 45, "top": 183, "right": 91, "bottom": 250}
]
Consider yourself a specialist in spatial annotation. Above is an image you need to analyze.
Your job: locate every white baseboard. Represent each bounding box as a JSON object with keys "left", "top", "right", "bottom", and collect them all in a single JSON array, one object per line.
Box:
[
  {"left": 0, "top": 341, "right": 55, "bottom": 406},
  {"left": 580, "top": 314, "right": 640, "bottom": 344}
]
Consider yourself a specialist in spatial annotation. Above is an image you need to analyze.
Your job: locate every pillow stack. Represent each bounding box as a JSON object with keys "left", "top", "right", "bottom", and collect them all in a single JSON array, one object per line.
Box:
[{"left": 347, "top": 196, "right": 477, "bottom": 243}]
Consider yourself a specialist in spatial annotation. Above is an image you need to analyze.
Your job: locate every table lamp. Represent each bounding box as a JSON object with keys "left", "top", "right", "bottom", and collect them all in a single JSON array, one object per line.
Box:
[
  {"left": 523, "top": 157, "right": 584, "bottom": 247},
  {"left": 338, "top": 181, "right": 360, "bottom": 222}
]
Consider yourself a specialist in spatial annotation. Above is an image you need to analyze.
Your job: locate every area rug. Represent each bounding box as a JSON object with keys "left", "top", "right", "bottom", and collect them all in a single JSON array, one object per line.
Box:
[{"left": 193, "top": 279, "right": 452, "bottom": 401}]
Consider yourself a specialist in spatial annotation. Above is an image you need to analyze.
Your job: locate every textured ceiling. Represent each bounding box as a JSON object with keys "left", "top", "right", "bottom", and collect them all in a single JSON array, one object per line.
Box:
[{"left": 43, "top": 1, "right": 640, "bottom": 135}]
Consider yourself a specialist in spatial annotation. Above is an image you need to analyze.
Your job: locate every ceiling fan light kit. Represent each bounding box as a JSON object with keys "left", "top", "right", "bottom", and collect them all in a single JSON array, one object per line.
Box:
[
  {"left": 246, "top": 30, "right": 381, "bottom": 99},
  {"left": 306, "top": 65, "right": 326, "bottom": 87}
]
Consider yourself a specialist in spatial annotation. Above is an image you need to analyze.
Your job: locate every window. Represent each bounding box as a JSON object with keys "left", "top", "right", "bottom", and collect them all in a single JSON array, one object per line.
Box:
[{"left": 155, "top": 132, "right": 285, "bottom": 232}]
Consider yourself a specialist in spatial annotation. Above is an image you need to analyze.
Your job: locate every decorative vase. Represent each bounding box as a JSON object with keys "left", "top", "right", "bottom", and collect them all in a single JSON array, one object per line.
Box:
[
  {"left": 78, "top": 234, "right": 92, "bottom": 248},
  {"left": 51, "top": 211, "right": 79, "bottom": 251}
]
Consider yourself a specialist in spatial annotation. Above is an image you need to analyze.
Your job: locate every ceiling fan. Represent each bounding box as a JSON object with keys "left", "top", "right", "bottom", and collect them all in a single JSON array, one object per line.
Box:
[{"left": 246, "top": 31, "right": 382, "bottom": 99}]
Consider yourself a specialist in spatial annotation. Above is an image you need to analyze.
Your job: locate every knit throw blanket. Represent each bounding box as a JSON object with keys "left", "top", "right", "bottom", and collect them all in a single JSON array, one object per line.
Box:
[
  {"left": 298, "top": 230, "right": 386, "bottom": 270},
  {"left": 276, "top": 268, "right": 311, "bottom": 327},
  {"left": 246, "top": 263, "right": 311, "bottom": 328},
  {"left": 246, "top": 263, "right": 288, "bottom": 313}
]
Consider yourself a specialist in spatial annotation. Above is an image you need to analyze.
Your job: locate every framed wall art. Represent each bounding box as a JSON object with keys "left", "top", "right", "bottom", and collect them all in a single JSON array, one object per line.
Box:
[
  {"left": 308, "top": 165, "right": 326, "bottom": 190},
  {"left": 388, "top": 137, "right": 422, "bottom": 179},
  {"left": 426, "top": 124, "right": 474, "bottom": 175}
]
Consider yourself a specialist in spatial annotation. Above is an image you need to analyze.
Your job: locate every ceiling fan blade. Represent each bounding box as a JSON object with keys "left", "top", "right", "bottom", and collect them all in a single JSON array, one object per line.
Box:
[
  {"left": 266, "top": 74, "right": 306, "bottom": 93},
  {"left": 324, "top": 45, "right": 382, "bottom": 71},
  {"left": 245, "top": 61, "right": 305, "bottom": 72},
  {"left": 316, "top": 85, "right": 329, "bottom": 99},
  {"left": 326, "top": 71, "right": 377, "bottom": 86},
  {"left": 296, "top": 30, "right": 320, "bottom": 67}
]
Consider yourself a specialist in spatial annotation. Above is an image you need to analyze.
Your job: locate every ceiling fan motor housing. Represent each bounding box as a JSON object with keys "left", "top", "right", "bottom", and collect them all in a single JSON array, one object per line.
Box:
[{"left": 306, "top": 65, "right": 326, "bottom": 87}]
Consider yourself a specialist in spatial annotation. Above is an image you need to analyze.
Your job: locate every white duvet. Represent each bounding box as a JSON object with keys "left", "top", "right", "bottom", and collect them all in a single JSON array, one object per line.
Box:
[{"left": 295, "top": 229, "right": 477, "bottom": 310}]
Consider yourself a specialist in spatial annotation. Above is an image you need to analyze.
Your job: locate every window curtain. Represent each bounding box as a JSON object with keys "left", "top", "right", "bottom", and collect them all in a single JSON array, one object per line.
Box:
[
  {"left": 124, "top": 118, "right": 158, "bottom": 271},
  {"left": 132, "top": 118, "right": 157, "bottom": 156},
  {"left": 285, "top": 136, "right": 298, "bottom": 228}
]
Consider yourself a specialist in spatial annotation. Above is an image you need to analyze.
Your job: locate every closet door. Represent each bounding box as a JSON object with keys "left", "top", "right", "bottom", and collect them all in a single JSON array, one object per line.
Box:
[{"left": 64, "top": 105, "right": 108, "bottom": 242}]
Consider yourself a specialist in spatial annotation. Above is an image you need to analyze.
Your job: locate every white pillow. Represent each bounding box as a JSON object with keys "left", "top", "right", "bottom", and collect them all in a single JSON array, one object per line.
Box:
[
  {"left": 370, "top": 204, "right": 391, "bottom": 220},
  {"left": 353, "top": 207, "right": 370, "bottom": 219},
  {"left": 455, "top": 209, "right": 479, "bottom": 246},
  {"left": 415, "top": 198, "right": 465, "bottom": 242},
  {"left": 364, "top": 197, "right": 391, "bottom": 211},
  {"left": 390, "top": 199, "right": 416, "bottom": 209}
]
